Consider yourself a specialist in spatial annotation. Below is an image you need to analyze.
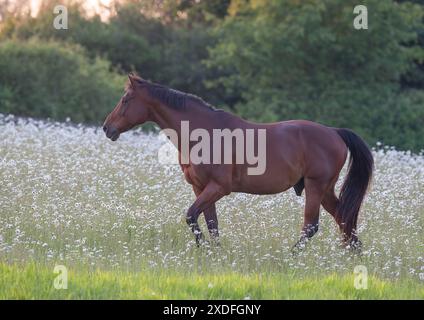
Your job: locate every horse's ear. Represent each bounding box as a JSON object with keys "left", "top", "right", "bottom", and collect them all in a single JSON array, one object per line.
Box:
[{"left": 128, "top": 73, "right": 137, "bottom": 88}]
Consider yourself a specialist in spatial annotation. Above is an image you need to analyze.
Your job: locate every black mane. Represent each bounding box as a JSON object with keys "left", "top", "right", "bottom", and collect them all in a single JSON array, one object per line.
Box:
[{"left": 133, "top": 77, "right": 216, "bottom": 112}]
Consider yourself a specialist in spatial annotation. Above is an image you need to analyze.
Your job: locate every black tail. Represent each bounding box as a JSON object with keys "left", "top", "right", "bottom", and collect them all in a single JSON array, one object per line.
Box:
[{"left": 336, "top": 128, "right": 374, "bottom": 242}]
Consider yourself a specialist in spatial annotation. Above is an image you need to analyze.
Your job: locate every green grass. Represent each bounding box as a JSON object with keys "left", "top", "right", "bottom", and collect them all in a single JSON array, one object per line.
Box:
[
  {"left": 0, "top": 263, "right": 422, "bottom": 299},
  {"left": 1, "top": 120, "right": 423, "bottom": 299}
]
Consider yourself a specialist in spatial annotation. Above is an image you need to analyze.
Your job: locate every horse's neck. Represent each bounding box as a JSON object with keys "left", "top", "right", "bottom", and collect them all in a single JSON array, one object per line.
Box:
[
  {"left": 149, "top": 102, "right": 202, "bottom": 151},
  {"left": 149, "top": 105, "right": 180, "bottom": 134},
  {"left": 148, "top": 90, "right": 246, "bottom": 127},
  {"left": 149, "top": 101, "right": 245, "bottom": 151}
]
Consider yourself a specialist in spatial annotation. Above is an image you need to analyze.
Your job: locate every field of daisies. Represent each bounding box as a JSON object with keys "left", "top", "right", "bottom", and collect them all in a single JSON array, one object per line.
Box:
[{"left": 0, "top": 114, "right": 423, "bottom": 299}]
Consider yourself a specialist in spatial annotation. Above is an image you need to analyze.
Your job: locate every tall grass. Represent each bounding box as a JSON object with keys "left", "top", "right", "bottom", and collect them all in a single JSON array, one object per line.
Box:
[{"left": 0, "top": 115, "right": 423, "bottom": 298}]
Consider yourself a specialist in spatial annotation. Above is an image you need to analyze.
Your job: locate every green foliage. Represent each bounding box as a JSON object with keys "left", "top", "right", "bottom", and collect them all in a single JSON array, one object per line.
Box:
[
  {"left": 0, "top": 39, "right": 124, "bottom": 123},
  {"left": 0, "top": 1, "right": 226, "bottom": 106},
  {"left": 0, "top": 3, "right": 160, "bottom": 75},
  {"left": 207, "top": 0, "right": 424, "bottom": 151}
]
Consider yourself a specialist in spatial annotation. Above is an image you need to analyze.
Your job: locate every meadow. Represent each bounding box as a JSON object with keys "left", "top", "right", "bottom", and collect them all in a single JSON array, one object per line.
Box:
[{"left": 0, "top": 114, "right": 423, "bottom": 299}]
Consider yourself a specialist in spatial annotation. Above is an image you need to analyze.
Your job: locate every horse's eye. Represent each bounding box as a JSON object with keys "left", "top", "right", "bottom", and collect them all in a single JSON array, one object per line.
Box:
[{"left": 123, "top": 96, "right": 133, "bottom": 104}]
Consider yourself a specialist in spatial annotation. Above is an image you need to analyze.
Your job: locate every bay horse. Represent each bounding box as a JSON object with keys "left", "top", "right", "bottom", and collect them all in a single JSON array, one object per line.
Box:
[{"left": 103, "top": 74, "right": 373, "bottom": 251}]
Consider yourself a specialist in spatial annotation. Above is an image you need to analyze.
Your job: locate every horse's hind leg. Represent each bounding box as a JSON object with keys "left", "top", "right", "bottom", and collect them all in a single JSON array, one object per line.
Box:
[
  {"left": 321, "top": 189, "right": 342, "bottom": 228},
  {"left": 322, "top": 189, "right": 362, "bottom": 251},
  {"left": 292, "top": 178, "right": 328, "bottom": 252}
]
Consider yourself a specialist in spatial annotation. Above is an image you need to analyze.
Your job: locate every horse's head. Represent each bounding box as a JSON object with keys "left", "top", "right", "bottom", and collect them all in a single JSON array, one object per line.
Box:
[{"left": 103, "top": 74, "right": 151, "bottom": 141}]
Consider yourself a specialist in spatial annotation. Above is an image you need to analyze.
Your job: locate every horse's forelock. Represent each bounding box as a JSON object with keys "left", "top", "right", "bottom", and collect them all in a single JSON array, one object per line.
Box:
[{"left": 125, "top": 74, "right": 145, "bottom": 91}]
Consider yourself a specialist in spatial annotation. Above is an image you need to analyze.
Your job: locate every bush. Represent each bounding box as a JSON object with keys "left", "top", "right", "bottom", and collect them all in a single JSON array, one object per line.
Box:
[
  {"left": 0, "top": 2, "right": 226, "bottom": 107},
  {"left": 0, "top": 39, "right": 124, "bottom": 123}
]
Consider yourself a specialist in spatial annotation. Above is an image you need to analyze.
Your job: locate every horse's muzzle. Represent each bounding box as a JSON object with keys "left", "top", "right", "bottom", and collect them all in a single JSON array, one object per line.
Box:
[{"left": 103, "top": 125, "right": 120, "bottom": 141}]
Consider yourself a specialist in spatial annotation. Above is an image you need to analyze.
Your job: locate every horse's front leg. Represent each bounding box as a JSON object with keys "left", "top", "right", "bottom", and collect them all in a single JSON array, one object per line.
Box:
[
  {"left": 203, "top": 204, "right": 220, "bottom": 246},
  {"left": 192, "top": 185, "right": 220, "bottom": 245},
  {"left": 187, "top": 182, "right": 225, "bottom": 246}
]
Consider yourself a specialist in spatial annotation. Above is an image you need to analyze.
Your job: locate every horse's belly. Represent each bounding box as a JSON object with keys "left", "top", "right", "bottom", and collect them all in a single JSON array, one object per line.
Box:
[
  {"left": 232, "top": 171, "right": 294, "bottom": 195},
  {"left": 235, "top": 185, "right": 291, "bottom": 195}
]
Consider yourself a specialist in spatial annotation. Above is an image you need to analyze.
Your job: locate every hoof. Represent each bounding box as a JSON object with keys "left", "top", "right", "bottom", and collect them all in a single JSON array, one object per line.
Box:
[
  {"left": 195, "top": 235, "right": 208, "bottom": 247},
  {"left": 347, "top": 238, "right": 362, "bottom": 254},
  {"left": 291, "top": 238, "right": 308, "bottom": 255},
  {"left": 195, "top": 232, "right": 209, "bottom": 248},
  {"left": 342, "top": 235, "right": 362, "bottom": 254},
  {"left": 209, "top": 236, "right": 221, "bottom": 247},
  {"left": 196, "top": 238, "right": 221, "bottom": 248},
  {"left": 213, "top": 240, "right": 221, "bottom": 247}
]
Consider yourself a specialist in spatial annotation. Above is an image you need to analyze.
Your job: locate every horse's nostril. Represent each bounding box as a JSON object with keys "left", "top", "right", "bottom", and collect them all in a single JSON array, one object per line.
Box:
[{"left": 103, "top": 125, "right": 107, "bottom": 132}]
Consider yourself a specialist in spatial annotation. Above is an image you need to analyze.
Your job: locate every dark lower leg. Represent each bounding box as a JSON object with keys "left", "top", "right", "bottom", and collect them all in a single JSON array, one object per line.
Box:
[
  {"left": 204, "top": 204, "right": 219, "bottom": 244},
  {"left": 294, "top": 218, "right": 319, "bottom": 249},
  {"left": 186, "top": 214, "right": 204, "bottom": 244}
]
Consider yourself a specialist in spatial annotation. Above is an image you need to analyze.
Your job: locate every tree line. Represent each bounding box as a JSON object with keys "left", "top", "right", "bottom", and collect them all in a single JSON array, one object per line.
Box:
[{"left": 0, "top": 0, "right": 423, "bottom": 151}]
